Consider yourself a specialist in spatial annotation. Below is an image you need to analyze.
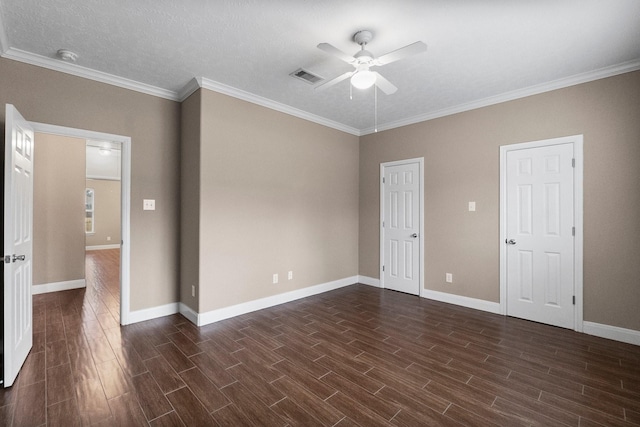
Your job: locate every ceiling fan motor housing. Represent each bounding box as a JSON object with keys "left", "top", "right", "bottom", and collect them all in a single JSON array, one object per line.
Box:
[
  {"left": 353, "top": 30, "right": 373, "bottom": 46},
  {"left": 354, "top": 49, "right": 374, "bottom": 63}
]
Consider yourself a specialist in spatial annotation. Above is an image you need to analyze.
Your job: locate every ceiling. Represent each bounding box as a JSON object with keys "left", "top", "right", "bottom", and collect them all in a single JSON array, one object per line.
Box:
[{"left": 1, "top": 0, "right": 639, "bottom": 135}]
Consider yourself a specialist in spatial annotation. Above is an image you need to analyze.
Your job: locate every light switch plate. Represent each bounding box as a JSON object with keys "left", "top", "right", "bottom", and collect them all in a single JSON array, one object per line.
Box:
[
  {"left": 468, "top": 201, "right": 476, "bottom": 212},
  {"left": 143, "top": 199, "right": 156, "bottom": 210}
]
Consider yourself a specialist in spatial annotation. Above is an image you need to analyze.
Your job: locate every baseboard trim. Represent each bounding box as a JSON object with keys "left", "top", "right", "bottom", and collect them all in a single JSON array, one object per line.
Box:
[
  {"left": 583, "top": 321, "right": 640, "bottom": 346},
  {"left": 179, "top": 303, "right": 199, "bottom": 325},
  {"left": 422, "top": 289, "right": 501, "bottom": 315},
  {"left": 358, "top": 275, "right": 381, "bottom": 288},
  {"left": 193, "top": 276, "right": 358, "bottom": 327},
  {"left": 127, "top": 302, "right": 180, "bottom": 325},
  {"left": 32, "top": 279, "right": 86, "bottom": 295},
  {"left": 86, "top": 244, "right": 120, "bottom": 251}
]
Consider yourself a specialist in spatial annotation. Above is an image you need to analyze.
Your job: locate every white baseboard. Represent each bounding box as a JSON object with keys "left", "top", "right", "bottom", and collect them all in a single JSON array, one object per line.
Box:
[
  {"left": 422, "top": 289, "right": 501, "bottom": 315},
  {"left": 86, "top": 244, "right": 120, "bottom": 251},
  {"left": 583, "top": 321, "right": 640, "bottom": 346},
  {"left": 127, "top": 302, "right": 180, "bottom": 324},
  {"left": 32, "top": 279, "right": 86, "bottom": 295},
  {"left": 179, "top": 303, "right": 199, "bottom": 325},
  {"left": 192, "top": 276, "right": 358, "bottom": 327},
  {"left": 358, "top": 275, "right": 381, "bottom": 288}
]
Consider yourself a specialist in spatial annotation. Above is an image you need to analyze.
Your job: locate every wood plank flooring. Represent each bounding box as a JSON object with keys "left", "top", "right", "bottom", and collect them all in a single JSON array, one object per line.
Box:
[{"left": 1, "top": 248, "right": 640, "bottom": 425}]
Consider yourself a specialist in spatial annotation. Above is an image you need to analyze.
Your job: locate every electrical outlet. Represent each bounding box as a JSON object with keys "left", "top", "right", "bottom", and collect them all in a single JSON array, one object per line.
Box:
[
  {"left": 446, "top": 273, "right": 453, "bottom": 283},
  {"left": 191, "top": 285, "right": 195, "bottom": 297},
  {"left": 143, "top": 199, "right": 156, "bottom": 210},
  {"left": 107, "top": 236, "right": 111, "bottom": 241},
  {"left": 288, "top": 271, "right": 293, "bottom": 280},
  {"left": 273, "top": 274, "right": 279, "bottom": 284}
]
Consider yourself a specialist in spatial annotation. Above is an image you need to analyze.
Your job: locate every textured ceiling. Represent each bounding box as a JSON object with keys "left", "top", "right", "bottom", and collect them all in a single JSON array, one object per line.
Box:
[{"left": 1, "top": 0, "right": 639, "bottom": 134}]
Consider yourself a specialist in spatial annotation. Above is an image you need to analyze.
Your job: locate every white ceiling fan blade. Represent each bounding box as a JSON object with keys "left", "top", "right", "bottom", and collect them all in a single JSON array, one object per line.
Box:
[
  {"left": 375, "top": 41, "right": 427, "bottom": 66},
  {"left": 315, "top": 71, "right": 354, "bottom": 91},
  {"left": 373, "top": 72, "right": 397, "bottom": 95},
  {"left": 317, "top": 43, "right": 357, "bottom": 64}
]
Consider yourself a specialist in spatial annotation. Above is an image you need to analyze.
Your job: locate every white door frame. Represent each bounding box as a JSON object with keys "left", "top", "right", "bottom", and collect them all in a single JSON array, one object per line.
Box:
[
  {"left": 380, "top": 157, "right": 425, "bottom": 296},
  {"left": 499, "top": 135, "right": 583, "bottom": 332},
  {"left": 31, "top": 122, "right": 132, "bottom": 326}
]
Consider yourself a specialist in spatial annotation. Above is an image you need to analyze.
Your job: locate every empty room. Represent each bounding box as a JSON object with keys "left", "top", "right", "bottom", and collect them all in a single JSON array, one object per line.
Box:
[{"left": 1, "top": 1, "right": 640, "bottom": 425}]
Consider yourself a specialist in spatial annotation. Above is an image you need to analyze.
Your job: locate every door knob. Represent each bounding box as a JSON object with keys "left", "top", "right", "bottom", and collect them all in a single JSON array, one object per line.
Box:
[
  {"left": 12, "top": 254, "right": 26, "bottom": 262},
  {"left": 411, "top": 233, "right": 418, "bottom": 238},
  {"left": 505, "top": 239, "right": 516, "bottom": 245}
]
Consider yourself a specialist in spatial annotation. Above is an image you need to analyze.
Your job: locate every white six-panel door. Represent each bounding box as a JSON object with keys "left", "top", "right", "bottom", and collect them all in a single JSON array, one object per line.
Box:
[
  {"left": 381, "top": 161, "right": 421, "bottom": 295},
  {"left": 505, "top": 142, "right": 575, "bottom": 329},
  {"left": 4, "top": 105, "right": 34, "bottom": 387}
]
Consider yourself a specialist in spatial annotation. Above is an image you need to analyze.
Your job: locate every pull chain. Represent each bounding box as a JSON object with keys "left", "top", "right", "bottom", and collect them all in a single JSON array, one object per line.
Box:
[{"left": 374, "top": 84, "right": 378, "bottom": 133}]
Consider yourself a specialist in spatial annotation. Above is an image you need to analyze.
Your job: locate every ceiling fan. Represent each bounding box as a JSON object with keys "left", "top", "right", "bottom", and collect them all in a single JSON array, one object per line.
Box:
[{"left": 315, "top": 30, "right": 427, "bottom": 95}]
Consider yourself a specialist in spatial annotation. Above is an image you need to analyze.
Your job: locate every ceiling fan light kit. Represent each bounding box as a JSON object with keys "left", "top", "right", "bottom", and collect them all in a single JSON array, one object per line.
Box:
[
  {"left": 315, "top": 29, "right": 427, "bottom": 94},
  {"left": 351, "top": 68, "right": 376, "bottom": 89}
]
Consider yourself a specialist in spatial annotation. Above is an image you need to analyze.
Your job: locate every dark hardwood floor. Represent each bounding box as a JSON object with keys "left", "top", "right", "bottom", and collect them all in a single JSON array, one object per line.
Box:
[{"left": 1, "top": 248, "right": 640, "bottom": 426}]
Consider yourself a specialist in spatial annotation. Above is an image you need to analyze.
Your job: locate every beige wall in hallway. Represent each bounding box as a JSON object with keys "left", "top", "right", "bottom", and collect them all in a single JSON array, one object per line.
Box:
[
  {"left": 33, "top": 133, "right": 86, "bottom": 286},
  {"left": 0, "top": 57, "right": 181, "bottom": 312},
  {"left": 197, "top": 89, "right": 360, "bottom": 313},
  {"left": 85, "top": 179, "right": 121, "bottom": 248},
  {"left": 359, "top": 70, "right": 640, "bottom": 331}
]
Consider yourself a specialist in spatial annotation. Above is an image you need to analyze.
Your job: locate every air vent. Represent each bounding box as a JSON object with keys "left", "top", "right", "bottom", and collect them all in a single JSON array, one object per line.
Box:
[{"left": 290, "top": 68, "right": 323, "bottom": 85}]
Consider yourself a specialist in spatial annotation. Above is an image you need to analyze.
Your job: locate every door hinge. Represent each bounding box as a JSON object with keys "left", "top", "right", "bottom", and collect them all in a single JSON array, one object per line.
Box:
[
  {"left": 382, "top": 177, "right": 385, "bottom": 184},
  {"left": 4, "top": 255, "right": 10, "bottom": 264},
  {"left": 382, "top": 221, "right": 385, "bottom": 228},
  {"left": 572, "top": 158, "right": 575, "bottom": 168},
  {"left": 572, "top": 226, "right": 575, "bottom": 236},
  {"left": 382, "top": 265, "right": 385, "bottom": 272},
  {"left": 573, "top": 295, "right": 575, "bottom": 305}
]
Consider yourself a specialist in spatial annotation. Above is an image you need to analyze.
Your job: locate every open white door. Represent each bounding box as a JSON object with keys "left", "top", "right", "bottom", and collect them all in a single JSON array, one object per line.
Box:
[{"left": 3, "top": 104, "right": 34, "bottom": 387}]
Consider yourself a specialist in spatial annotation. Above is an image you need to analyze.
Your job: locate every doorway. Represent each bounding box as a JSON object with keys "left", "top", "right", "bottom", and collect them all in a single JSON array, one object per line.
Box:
[
  {"left": 379, "top": 157, "right": 424, "bottom": 295},
  {"left": 499, "top": 135, "right": 583, "bottom": 331},
  {"left": 31, "top": 122, "right": 132, "bottom": 326}
]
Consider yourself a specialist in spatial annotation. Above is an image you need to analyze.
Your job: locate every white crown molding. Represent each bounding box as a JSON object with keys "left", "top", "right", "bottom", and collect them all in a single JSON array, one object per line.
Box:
[
  {"left": 361, "top": 59, "right": 640, "bottom": 135},
  {"left": 177, "top": 77, "right": 201, "bottom": 102},
  {"left": 3, "top": 36, "right": 638, "bottom": 136},
  {"left": 0, "top": 15, "right": 9, "bottom": 55},
  {"left": 1, "top": 47, "right": 180, "bottom": 101},
  {"left": 189, "top": 77, "right": 361, "bottom": 136}
]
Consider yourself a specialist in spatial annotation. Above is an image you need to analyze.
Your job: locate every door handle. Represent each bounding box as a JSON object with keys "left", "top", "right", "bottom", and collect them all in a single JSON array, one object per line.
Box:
[
  {"left": 12, "top": 254, "right": 26, "bottom": 262},
  {"left": 505, "top": 239, "right": 516, "bottom": 245},
  {"left": 411, "top": 233, "right": 418, "bottom": 238}
]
